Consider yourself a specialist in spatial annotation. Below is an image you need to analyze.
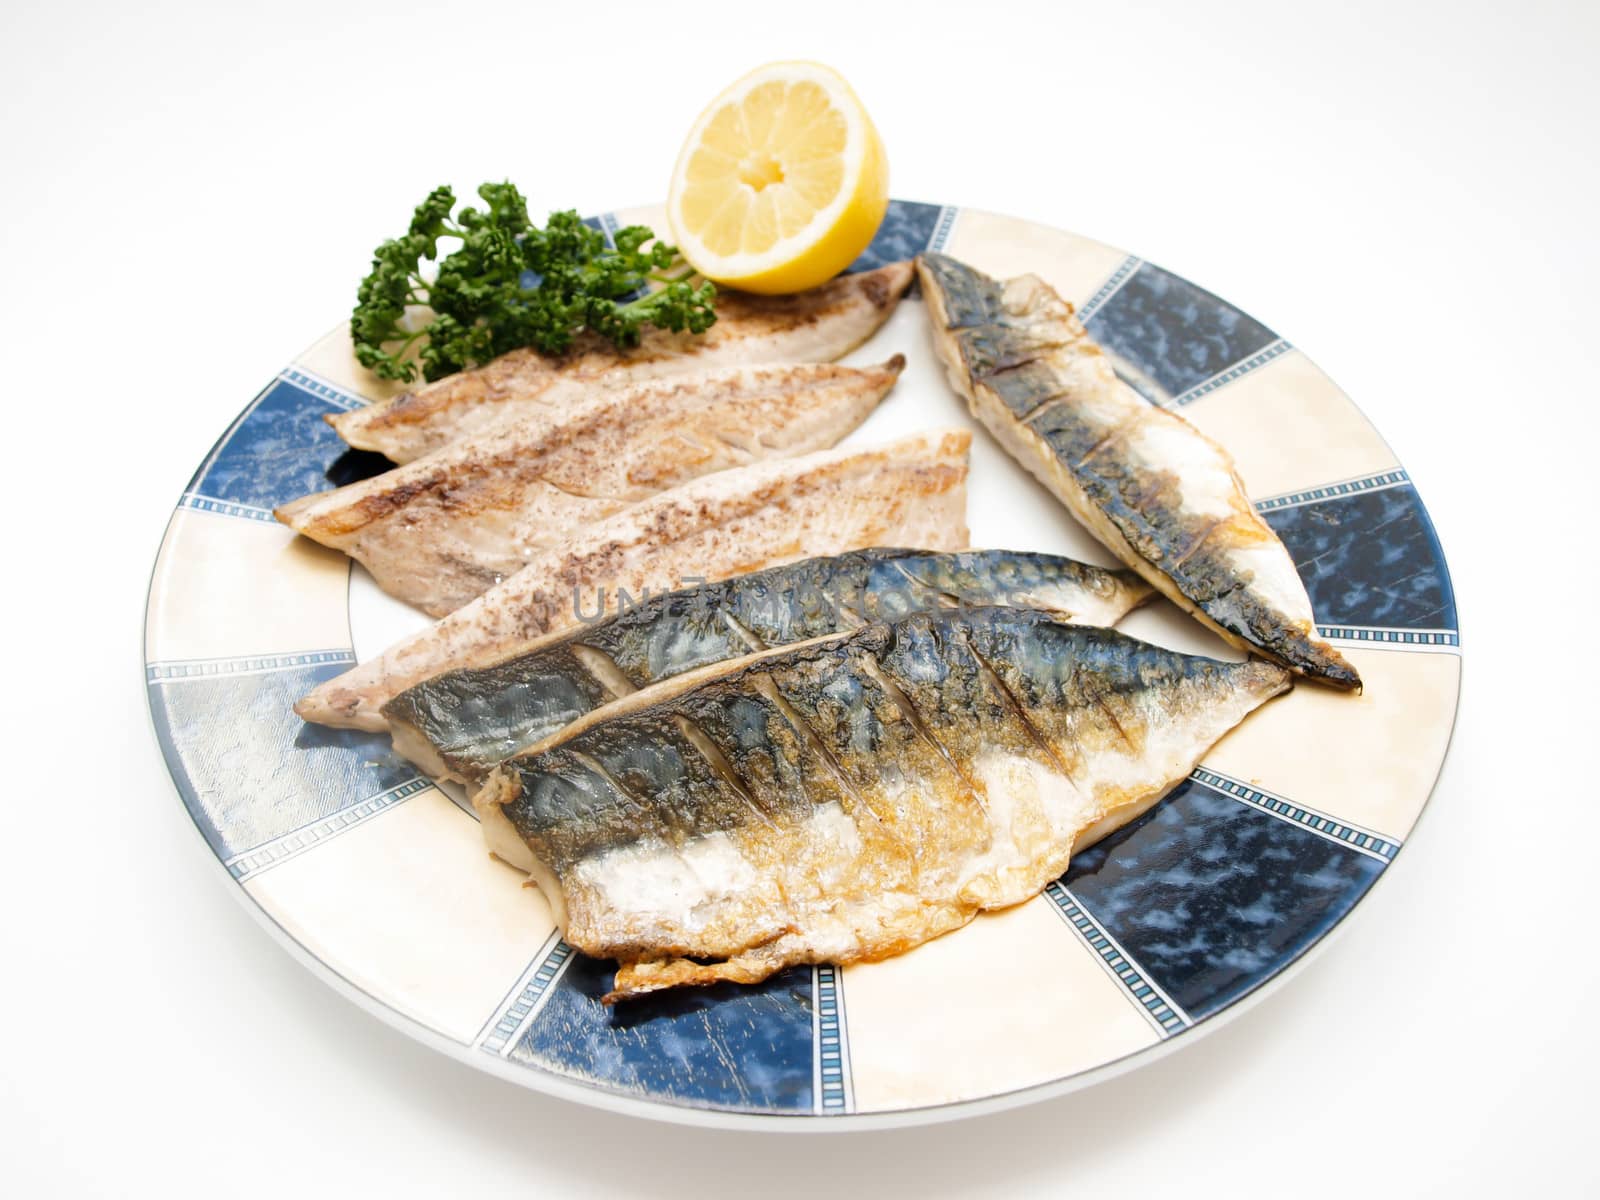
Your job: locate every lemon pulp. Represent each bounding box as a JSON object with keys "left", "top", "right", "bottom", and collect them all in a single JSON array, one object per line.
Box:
[{"left": 668, "top": 62, "right": 889, "bottom": 295}]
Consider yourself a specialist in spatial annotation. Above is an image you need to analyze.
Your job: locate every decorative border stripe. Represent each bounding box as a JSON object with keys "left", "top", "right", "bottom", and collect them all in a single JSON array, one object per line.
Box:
[
  {"left": 927, "top": 205, "right": 959, "bottom": 254},
  {"left": 1166, "top": 338, "right": 1292, "bottom": 408},
  {"left": 478, "top": 935, "right": 575, "bottom": 1056},
  {"left": 812, "top": 965, "right": 854, "bottom": 1115},
  {"left": 1317, "top": 624, "right": 1460, "bottom": 650},
  {"left": 1192, "top": 768, "right": 1399, "bottom": 861},
  {"left": 147, "top": 649, "right": 355, "bottom": 683},
  {"left": 179, "top": 491, "right": 278, "bottom": 523},
  {"left": 280, "top": 366, "right": 368, "bottom": 412},
  {"left": 226, "top": 776, "right": 431, "bottom": 881},
  {"left": 1255, "top": 469, "right": 1412, "bottom": 513},
  {"left": 1076, "top": 255, "right": 1142, "bottom": 323},
  {"left": 180, "top": 368, "right": 369, "bottom": 524},
  {"left": 1044, "top": 882, "right": 1191, "bottom": 1036}
]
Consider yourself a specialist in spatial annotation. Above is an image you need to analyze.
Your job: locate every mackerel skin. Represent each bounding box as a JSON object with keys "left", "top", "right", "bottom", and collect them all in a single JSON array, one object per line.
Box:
[
  {"left": 916, "top": 253, "right": 1360, "bottom": 690},
  {"left": 295, "top": 430, "right": 972, "bottom": 732},
  {"left": 384, "top": 548, "right": 1152, "bottom": 783},
  {"left": 478, "top": 607, "right": 1289, "bottom": 1000}
]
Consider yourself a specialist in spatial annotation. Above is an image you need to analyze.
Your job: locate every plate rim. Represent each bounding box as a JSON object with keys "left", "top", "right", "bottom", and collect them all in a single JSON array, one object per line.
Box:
[{"left": 142, "top": 198, "right": 1462, "bottom": 1128}]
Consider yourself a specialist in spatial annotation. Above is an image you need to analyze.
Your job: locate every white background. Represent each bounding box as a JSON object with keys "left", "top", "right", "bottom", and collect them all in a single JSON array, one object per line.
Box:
[{"left": 3, "top": 0, "right": 1595, "bottom": 1194}]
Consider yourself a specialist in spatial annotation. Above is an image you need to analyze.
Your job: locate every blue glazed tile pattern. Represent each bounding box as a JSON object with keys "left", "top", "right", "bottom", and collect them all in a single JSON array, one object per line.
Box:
[
  {"left": 1193, "top": 769, "right": 1398, "bottom": 861},
  {"left": 148, "top": 662, "right": 418, "bottom": 860},
  {"left": 1063, "top": 777, "right": 1386, "bottom": 1021},
  {"left": 1169, "top": 338, "right": 1290, "bottom": 407},
  {"left": 509, "top": 954, "right": 816, "bottom": 1112},
  {"left": 1087, "top": 262, "right": 1281, "bottom": 402},
  {"left": 1076, "top": 256, "right": 1141, "bottom": 323},
  {"left": 847, "top": 200, "right": 950, "bottom": 274},
  {"left": 481, "top": 937, "right": 573, "bottom": 1055},
  {"left": 1044, "top": 882, "right": 1190, "bottom": 1035},
  {"left": 187, "top": 378, "right": 359, "bottom": 517},
  {"left": 1263, "top": 482, "right": 1457, "bottom": 633}
]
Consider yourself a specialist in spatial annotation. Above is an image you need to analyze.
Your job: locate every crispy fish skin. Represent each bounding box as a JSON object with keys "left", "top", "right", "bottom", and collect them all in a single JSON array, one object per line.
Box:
[
  {"left": 915, "top": 253, "right": 1361, "bottom": 690},
  {"left": 383, "top": 547, "right": 1153, "bottom": 783},
  {"left": 276, "top": 358, "right": 905, "bottom": 617},
  {"left": 330, "top": 262, "right": 916, "bottom": 463},
  {"left": 295, "top": 429, "right": 973, "bottom": 732},
  {"left": 476, "top": 607, "right": 1290, "bottom": 1001}
]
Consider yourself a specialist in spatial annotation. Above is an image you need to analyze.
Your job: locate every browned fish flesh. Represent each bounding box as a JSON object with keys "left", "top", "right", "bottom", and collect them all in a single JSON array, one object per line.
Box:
[
  {"left": 294, "top": 429, "right": 973, "bottom": 731},
  {"left": 916, "top": 253, "right": 1360, "bottom": 689},
  {"left": 475, "top": 607, "right": 1291, "bottom": 1001},
  {"left": 329, "top": 262, "right": 915, "bottom": 463},
  {"left": 275, "top": 358, "right": 905, "bottom": 617}
]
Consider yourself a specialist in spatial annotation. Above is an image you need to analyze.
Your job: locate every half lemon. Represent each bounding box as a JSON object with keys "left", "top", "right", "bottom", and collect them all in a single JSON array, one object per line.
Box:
[{"left": 667, "top": 61, "right": 889, "bottom": 295}]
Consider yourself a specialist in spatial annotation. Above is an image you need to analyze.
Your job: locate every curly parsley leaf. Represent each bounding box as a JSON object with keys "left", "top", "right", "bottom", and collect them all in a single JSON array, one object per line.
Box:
[{"left": 351, "top": 183, "right": 717, "bottom": 383}]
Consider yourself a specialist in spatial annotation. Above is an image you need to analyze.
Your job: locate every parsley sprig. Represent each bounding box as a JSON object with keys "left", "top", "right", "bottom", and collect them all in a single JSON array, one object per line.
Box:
[{"left": 351, "top": 182, "right": 718, "bottom": 383}]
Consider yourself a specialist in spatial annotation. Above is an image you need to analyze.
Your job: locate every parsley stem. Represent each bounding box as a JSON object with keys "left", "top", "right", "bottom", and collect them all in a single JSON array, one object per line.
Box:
[{"left": 386, "top": 328, "right": 429, "bottom": 356}]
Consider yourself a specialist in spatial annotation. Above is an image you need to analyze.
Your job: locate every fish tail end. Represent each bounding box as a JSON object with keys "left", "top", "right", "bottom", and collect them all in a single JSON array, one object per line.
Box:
[
  {"left": 1304, "top": 643, "right": 1364, "bottom": 692},
  {"left": 272, "top": 493, "right": 316, "bottom": 532},
  {"left": 324, "top": 409, "right": 364, "bottom": 445},
  {"left": 293, "top": 680, "right": 387, "bottom": 733}
]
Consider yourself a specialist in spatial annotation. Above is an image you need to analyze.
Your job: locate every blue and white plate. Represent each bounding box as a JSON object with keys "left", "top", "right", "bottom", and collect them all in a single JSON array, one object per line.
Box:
[{"left": 144, "top": 202, "right": 1459, "bottom": 1128}]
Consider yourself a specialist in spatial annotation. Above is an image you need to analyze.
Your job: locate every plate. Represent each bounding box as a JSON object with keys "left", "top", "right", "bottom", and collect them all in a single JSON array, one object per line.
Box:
[{"left": 144, "top": 200, "right": 1459, "bottom": 1128}]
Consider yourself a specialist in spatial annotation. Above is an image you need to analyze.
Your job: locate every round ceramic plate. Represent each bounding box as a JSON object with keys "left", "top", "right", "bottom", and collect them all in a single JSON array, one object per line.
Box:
[{"left": 144, "top": 201, "right": 1459, "bottom": 1128}]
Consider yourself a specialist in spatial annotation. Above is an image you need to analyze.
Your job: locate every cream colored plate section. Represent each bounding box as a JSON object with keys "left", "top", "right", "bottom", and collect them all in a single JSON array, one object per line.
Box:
[
  {"left": 146, "top": 509, "right": 351, "bottom": 662},
  {"left": 1180, "top": 349, "right": 1401, "bottom": 500},
  {"left": 293, "top": 324, "right": 408, "bottom": 405},
  {"left": 245, "top": 786, "right": 554, "bottom": 1043},
  {"left": 1204, "top": 646, "right": 1460, "bottom": 840},
  {"left": 610, "top": 203, "right": 668, "bottom": 234},
  {"left": 842, "top": 897, "right": 1159, "bottom": 1112},
  {"left": 942, "top": 209, "right": 1132, "bottom": 310}
]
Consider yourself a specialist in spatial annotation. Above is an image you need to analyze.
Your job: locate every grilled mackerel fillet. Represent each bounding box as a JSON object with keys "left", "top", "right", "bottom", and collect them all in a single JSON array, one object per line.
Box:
[
  {"left": 277, "top": 358, "right": 904, "bottom": 616},
  {"left": 331, "top": 261, "right": 915, "bottom": 463},
  {"left": 476, "top": 607, "right": 1290, "bottom": 1001},
  {"left": 295, "top": 430, "right": 972, "bottom": 731},
  {"left": 384, "top": 548, "right": 1153, "bottom": 783},
  {"left": 916, "top": 253, "right": 1359, "bottom": 689}
]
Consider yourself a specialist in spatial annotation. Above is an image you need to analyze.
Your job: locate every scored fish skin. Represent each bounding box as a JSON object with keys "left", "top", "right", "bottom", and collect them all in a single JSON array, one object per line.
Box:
[
  {"left": 295, "top": 429, "right": 973, "bottom": 732},
  {"left": 475, "top": 606, "right": 1291, "bottom": 1001},
  {"left": 915, "top": 253, "right": 1361, "bottom": 691},
  {"left": 329, "top": 261, "right": 916, "bottom": 463},
  {"left": 382, "top": 547, "right": 1153, "bottom": 784},
  {"left": 276, "top": 358, "right": 906, "bottom": 617}
]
